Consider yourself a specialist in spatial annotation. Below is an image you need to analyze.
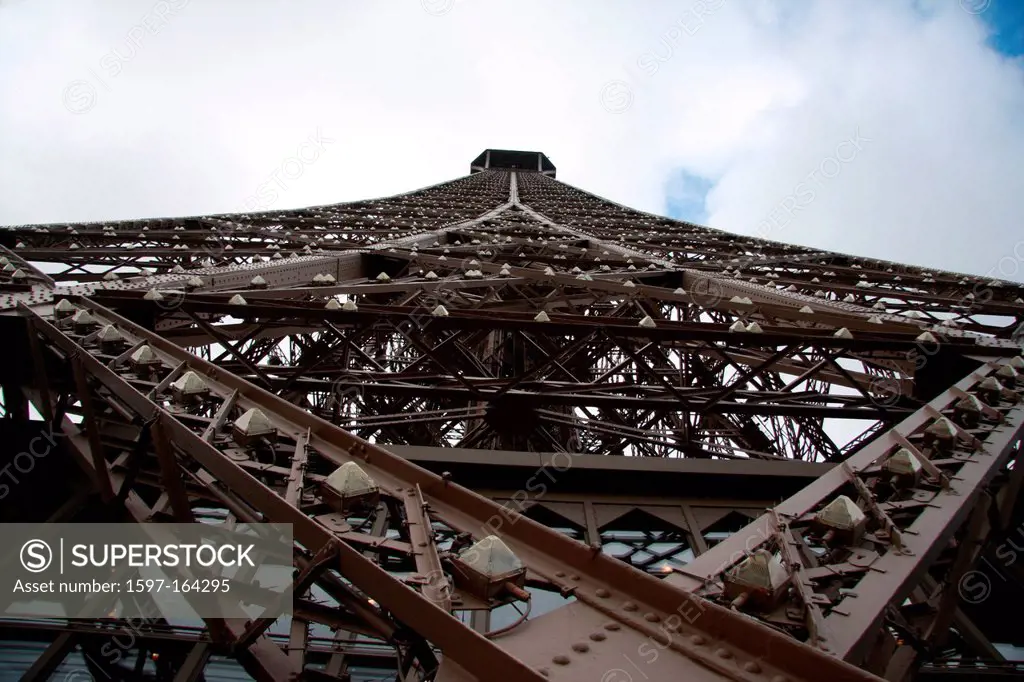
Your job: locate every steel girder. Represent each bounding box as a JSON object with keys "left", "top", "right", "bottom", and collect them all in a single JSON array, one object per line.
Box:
[
  {"left": 12, "top": 298, "right": 879, "bottom": 682},
  {"left": 1, "top": 151, "right": 1023, "bottom": 680}
]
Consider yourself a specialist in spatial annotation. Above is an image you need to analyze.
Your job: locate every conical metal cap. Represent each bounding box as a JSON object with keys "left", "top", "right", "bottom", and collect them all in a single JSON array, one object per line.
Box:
[
  {"left": 325, "top": 461, "right": 379, "bottom": 498},
  {"left": 726, "top": 549, "right": 788, "bottom": 591},
  {"left": 815, "top": 495, "right": 866, "bottom": 530},
  {"left": 925, "top": 417, "right": 957, "bottom": 440},
  {"left": 130, "top": 345, "right": 158, "bottom": 365},
  {"left": 234, "top": 407, "right": 274, "bottom": 435},
  {"left": 170, "top": 371, "right": 208, "bottom": 396},
  {"left": 97, "top": 325, "right": 122, "bottom": 343},
  {"left": 884, "top": 448, "right": 923, "bottom": 476},
  {"left": 459, "top": 536, "right": 523, "bottom": 578}
]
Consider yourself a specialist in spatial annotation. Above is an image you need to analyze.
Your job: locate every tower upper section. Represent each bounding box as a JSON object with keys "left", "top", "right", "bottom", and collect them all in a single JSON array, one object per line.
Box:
[{"left": 470, "top": 149, "right": 556, "bottom": 178}]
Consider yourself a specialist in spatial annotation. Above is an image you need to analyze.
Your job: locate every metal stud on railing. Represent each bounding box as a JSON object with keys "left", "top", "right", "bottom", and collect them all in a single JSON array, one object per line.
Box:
[
  {"left": 322, "top": 462, "right": 380, "bottom": 514},
  {"left": 170, "top": 371, "right": 209, "bottom": 403},
  {"left": 231, "top": 407, "right": 276, "bottom": 446},
  {"left": 129, "top": 345, "right": 161, "bottom": 373},
  {"left": 71, "top": 309, "right": 98, "bottom": 334},
  {"left": 884, "top": 448, "right": 924, "bottom": 488},
  {"left": 978, "top": 377, "right": 1007, "bottom": 406},
  {"left": 814, "top": 495, "right": 867, "bottom": 545},
  {"left": 923, "top": 417, "right": 958, "bottom": 452},
  {"left": 448, "top": 536, "right": 527, "bottom": 601},
  {"left": 996, "top": 364, "right": 1020, "bottom": 387},
  {"left": 97, "top": 325, "right": 125, "bottom": 353},
  {"left": 54, "top": 298, "right": 77, "bottom": 319},
  {"left": 954, "top": 394, "right": 986, "bottom": 428},
  {"left": 722, "top": 549, "right": 789, "bottom": 612}
]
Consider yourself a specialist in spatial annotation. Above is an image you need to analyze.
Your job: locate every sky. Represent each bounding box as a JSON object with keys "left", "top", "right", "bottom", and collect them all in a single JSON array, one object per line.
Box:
[{"left": 1, "top": 0, "right": 1023, "bottom": 280}]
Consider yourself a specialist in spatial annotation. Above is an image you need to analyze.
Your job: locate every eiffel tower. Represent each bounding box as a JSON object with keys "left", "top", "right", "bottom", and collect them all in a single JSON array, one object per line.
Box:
[{"left": 0, "top": 149, "right": 1022, "bottom": 681}]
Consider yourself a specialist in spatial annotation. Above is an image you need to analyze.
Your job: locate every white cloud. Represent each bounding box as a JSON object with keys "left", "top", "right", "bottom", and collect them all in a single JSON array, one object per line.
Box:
[{"left": 1, "top": 0, "right": 1022, "bottom": 279}]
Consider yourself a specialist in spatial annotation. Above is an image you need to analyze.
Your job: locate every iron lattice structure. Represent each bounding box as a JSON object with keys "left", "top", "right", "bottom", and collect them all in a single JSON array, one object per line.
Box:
[{"left": 0, "top": 149, "right": 1023, "bottom": 681}]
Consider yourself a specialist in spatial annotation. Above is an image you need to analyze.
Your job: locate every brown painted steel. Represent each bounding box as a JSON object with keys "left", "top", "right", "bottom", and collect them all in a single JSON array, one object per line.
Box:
[{"left": 1, "top": 156, "right": 1022, "bottom": 680}]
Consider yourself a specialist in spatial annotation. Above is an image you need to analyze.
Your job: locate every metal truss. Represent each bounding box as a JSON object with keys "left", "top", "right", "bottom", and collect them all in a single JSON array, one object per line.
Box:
[{"left": 0, "top": 149, "right": 1022, "bottom": 681}]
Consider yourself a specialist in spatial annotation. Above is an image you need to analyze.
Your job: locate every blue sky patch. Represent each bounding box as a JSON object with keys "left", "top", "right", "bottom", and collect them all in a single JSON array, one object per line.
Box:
[
  {"left": 982, "top": 0, "right": 1024, "bottom": 57},
  {"left": 664, "top": 170, "right": 713, "bottom": 225}
]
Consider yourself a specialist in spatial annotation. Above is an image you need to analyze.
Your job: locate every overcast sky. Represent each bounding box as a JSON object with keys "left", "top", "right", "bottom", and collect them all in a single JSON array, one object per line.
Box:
[{"left": 1, "top": 0, "right": 1023, "bottom": 279}]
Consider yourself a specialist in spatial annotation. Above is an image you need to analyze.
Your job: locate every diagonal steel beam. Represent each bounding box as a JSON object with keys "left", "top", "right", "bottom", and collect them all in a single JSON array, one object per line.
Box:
[{"left": 24, "top": 295, "right": 887, "bottom": 682}]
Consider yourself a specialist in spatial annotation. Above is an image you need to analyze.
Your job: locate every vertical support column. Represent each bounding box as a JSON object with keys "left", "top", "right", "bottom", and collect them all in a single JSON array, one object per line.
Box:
[
  {"left": 173, "top": 643, "right": 212, "bottom": 682},
  {"left": 71, "top": 355, "right": 115, "bottom": 503},
  {"left": 20, "top": 632, "right": 76, "bottom": 681},
  {"left": 151, "top": 416, "right": 195, "bottom": 522},
  {"left": 326, "top": 504, "right": 391, "bottom": 676},
  {"left": 1, "top": 385, "right": 28, "bottom": 421},
  {"left": 680, "top": 504, "right": 710, "bottom": 556},
  {"left": 922, "top": 494, "right": 992, "bottom": 650},
  {"left": 469, "top": 608, "right": 491, "bottom": 635},
  {"left": 583, "top": 500, "right": 601, "bottom": 548},
  {"left": 23, "top": 314, "right": 54, "bottom": 423},
  {"left": 286, "top": 429, "right": 311, "bottom": 670},
  {"left": 997, "top": 442, "right": 1024, "bottom": 529},
  {"left": 404, "top": 484, "right": 452, "bottom": 611}
]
